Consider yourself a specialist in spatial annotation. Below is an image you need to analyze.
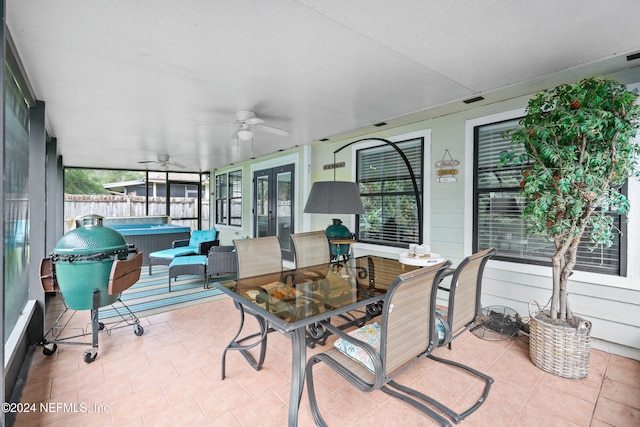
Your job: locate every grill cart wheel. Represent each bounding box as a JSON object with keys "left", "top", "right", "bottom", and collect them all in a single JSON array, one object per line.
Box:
[
  {"left": 43, "top": 343, "right": 57, "bottom": 357},
  {"left": 84, "top": 349, "right": 98, "bottom": 364},
  {"left": 134, "top": 325, "right": 144, "bottom": 336}
]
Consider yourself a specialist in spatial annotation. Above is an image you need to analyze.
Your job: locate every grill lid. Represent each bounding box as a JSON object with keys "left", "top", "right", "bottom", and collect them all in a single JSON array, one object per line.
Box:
[{"left": 53, "top": 214, "right": 127, "bottom": 257}]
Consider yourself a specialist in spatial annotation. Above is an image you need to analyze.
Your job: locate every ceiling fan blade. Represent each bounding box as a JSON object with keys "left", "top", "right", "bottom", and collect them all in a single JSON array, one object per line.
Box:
[
  {"left": 195, "top": 120, "right": 236, "bottom": 127},
  {"left": 255, "top": 124, "right": 289, "bottom": 136},
  {"left": 137, "top": 160, "right": 158, "bottom": 164},
  {"left": 245, "top": 117, "right": 264, "bottom": 126},
  {"left": 169, "top": 161, "right": 186, "bottom": 169}
]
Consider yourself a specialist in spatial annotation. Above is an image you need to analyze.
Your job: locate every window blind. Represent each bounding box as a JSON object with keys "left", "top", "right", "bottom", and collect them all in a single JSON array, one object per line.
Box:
[
  {"left": 475, "top": 119, "right": 622, "bottom": 275},
  {"left": 357, "top": 139, "right": 423, "bottom": 247}
]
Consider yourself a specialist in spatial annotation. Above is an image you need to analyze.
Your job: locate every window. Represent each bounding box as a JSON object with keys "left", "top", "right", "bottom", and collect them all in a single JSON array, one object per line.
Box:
[
  {"left": 474, "top": 119, "right": 625, "bottom": 275},
  {"left": 215, "top": 170, "right": 242, "bottom": 226},
  {"left": 356, "top": 138, "right": 423, "bottom": 247}
]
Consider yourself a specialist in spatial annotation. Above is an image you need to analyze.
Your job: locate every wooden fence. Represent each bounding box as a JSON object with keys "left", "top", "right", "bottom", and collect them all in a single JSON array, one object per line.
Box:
[{"left": 64, "top": 194, "right": 209, "bottom": 231}]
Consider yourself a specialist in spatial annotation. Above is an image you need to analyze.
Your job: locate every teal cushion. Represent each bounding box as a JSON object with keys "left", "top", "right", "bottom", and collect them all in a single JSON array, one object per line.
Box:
[
  {"left": 150, "top": 247, "right": 196, "bottom": 259},
  {"left": 333, "top": 322, "right": 381, "bottom": 372},
  {"left": 189, "top": 229, "right": 217, "bottom": 248},
  {"left": 169, "top": 255, "right": 207, "bottom": 267}
]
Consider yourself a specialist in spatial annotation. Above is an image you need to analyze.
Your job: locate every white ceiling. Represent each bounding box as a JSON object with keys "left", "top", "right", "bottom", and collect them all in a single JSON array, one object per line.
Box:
[{"left": 7, "top": 1, "right": 640, "bottom": 172}]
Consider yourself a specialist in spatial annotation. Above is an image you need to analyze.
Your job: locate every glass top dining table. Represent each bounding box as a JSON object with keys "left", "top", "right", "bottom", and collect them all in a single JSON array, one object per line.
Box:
[{"left": 211, "top": 255, "right": 421, "bottom": 426}]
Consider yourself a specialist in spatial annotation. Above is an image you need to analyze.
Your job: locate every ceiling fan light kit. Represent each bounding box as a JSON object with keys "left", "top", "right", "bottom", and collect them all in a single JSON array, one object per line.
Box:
[
  {"left": 232, "top": 110, "right": 289, "bottom": 140},
  {"left": 237, "top": 128, "right": 253, "bottom": 141}
]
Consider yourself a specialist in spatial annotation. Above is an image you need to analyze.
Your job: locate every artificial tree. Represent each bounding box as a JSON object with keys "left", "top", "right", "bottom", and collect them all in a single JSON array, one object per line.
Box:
[{"left": 502, "top": 77, "right": 640, "bottom": 324}]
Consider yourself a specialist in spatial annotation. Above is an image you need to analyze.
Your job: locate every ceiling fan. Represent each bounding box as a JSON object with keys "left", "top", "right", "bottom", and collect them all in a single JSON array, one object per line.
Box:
[
  {"left": 137, "top": 154, "right": 185, "bottom": 169},
  {"left": 230, "top": 110, "right": 289, "bottom": 141}
]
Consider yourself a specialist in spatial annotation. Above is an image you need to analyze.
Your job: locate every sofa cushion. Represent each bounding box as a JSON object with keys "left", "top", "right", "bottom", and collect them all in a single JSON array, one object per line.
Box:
[{"left": 189, "top": 229, "right": 217, "bottom": 248}]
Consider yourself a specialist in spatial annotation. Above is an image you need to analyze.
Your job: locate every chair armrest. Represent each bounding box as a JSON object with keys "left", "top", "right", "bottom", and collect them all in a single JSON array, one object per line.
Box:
[
  {"left": 172, "top": 239, "right": 189, "bottom": 248},
  {"left": 198, "top": 239, "right": 219, "bottom": 255},
  {"left": 207, "top": 251, "right": 237, "bottom": 275}
]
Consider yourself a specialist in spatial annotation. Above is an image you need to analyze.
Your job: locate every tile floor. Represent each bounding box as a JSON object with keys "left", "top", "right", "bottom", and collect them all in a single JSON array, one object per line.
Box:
[{"left": 13, "top": 296, "right": 640, "bottom": 427}]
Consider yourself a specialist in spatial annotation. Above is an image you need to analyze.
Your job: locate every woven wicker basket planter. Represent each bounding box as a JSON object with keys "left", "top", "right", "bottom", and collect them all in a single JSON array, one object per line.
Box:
[{"left": 529, "top": 307, "right": 591, "bottom": 380}]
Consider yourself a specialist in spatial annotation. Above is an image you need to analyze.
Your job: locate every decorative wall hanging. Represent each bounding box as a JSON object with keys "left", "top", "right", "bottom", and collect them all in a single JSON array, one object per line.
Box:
[{"left": 436, "top": 149, "right": 459, "bottom": 183}]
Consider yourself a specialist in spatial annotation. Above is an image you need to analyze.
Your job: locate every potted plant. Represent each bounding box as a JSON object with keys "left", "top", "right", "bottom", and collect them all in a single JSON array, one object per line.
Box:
[{"left": 501, "top": 77, "right": 640, "bottom": 379}]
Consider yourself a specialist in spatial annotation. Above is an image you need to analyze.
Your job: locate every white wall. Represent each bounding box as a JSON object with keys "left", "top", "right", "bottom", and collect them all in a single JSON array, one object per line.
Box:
[{"left": 213, "top": 82, "right": 640, "bottom": 361}]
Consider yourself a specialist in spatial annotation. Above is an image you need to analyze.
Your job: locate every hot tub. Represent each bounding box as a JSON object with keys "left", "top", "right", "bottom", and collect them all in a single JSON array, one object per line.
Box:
[{"left": 105, "top": 223, "right": 191, "bottom": 265}]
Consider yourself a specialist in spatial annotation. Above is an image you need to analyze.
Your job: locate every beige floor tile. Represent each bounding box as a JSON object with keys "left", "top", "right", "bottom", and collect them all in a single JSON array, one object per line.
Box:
[
  {"left": 17, "top": 296, "right": 640, "bottom": 426},
  {"left": 109, "top": 384, "right": 169, "bottom": 425},
  {"left": 169, "top": 346, "right": 219, "bottom": 377},
  {"left": 407, "top": 363, "right": 478, "bottom": 408},
  {"left": 194, "top": 378, "right": 254, "bottom": 421},
  {"left": 233, "top": 365, "right": 289, "bottom": 399},
  {"left": 357, "top": 398, "right": 439, "bottom": 427},
  {"left": 457, "top": 399, "right": 518, "bottom": 427},
  {"left": 19, "top": 377, "right": 52, "bottom": 404},
  {"left": 13, "top": 390, "right": 80, "bottom": 427},
  {"left": 315, "top": 385, "right": 380, "bottom": 426},
  {"left": 600, "top": 376, "right": 640, "bottom": 409},
  {"left": 231, "top": 391, "right": 289, "bottom": 427},
  {"left": 487, "top": 347, "right": 544, "bottom": 389},
  {"left": 46, "top": 407, "right": 114, "bottom": 427},
  {"left": 605, "top": 353, "right": 640, "bottom": 387},
  {"left": 524, "top": 383, "right": 594, "bottom": 426},
  {"left": 160, "top": 367, "right": 217, "bottom": 405},
  {"left": 593, "top": 395, "right": 640, "bottom": 426},
  {"left": 77, "top": 371, "right": 134, "bottom": 406},
  {"left": 538, "top": 370, "right": 601, "bottom": 404},
  {"left": 143, "top": 396, "right": 209, "bottom": 426},
  {"left": 513, "top": 405, "right": 583, "bottom": 427},
  {"left": 49, "top": 365, "right": 105, "bottom": 398},
  {"left": 127, "top": 358, "right": 181, "bottom": 393}
]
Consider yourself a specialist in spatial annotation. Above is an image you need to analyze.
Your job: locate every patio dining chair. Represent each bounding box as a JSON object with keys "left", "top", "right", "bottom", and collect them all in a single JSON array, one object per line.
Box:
[
  {"left": 306, "top": 260, "right": 495, "bottom": 426},
  {"left": 435, "top": 247, "right": 497, "bottom": 349},
  {"left": 290, "top": 230, "right": 331, "bottom": 269},
  {"left": 221, "top": 236, "right": 282, "bottom": 379},
  {"left": 291, "top": 230, "right": 336, "bottom": 345}
]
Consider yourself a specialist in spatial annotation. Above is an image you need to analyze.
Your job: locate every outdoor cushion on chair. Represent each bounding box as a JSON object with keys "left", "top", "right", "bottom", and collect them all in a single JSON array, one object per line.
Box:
[
  {"left": 186, "top": 229, "right": 218, "bottom": 250},
  {"left": 168, "top": 255, "right": 208, "bottom": 291},
  {"left": 333, "top": 322, "right": 381, "bottom": 372},
  {"left": 150, "top": 246, "right": 198, "bottom": 260},
  {"left": 334, "top": 319, "right": 447, "bottom": 373}
]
